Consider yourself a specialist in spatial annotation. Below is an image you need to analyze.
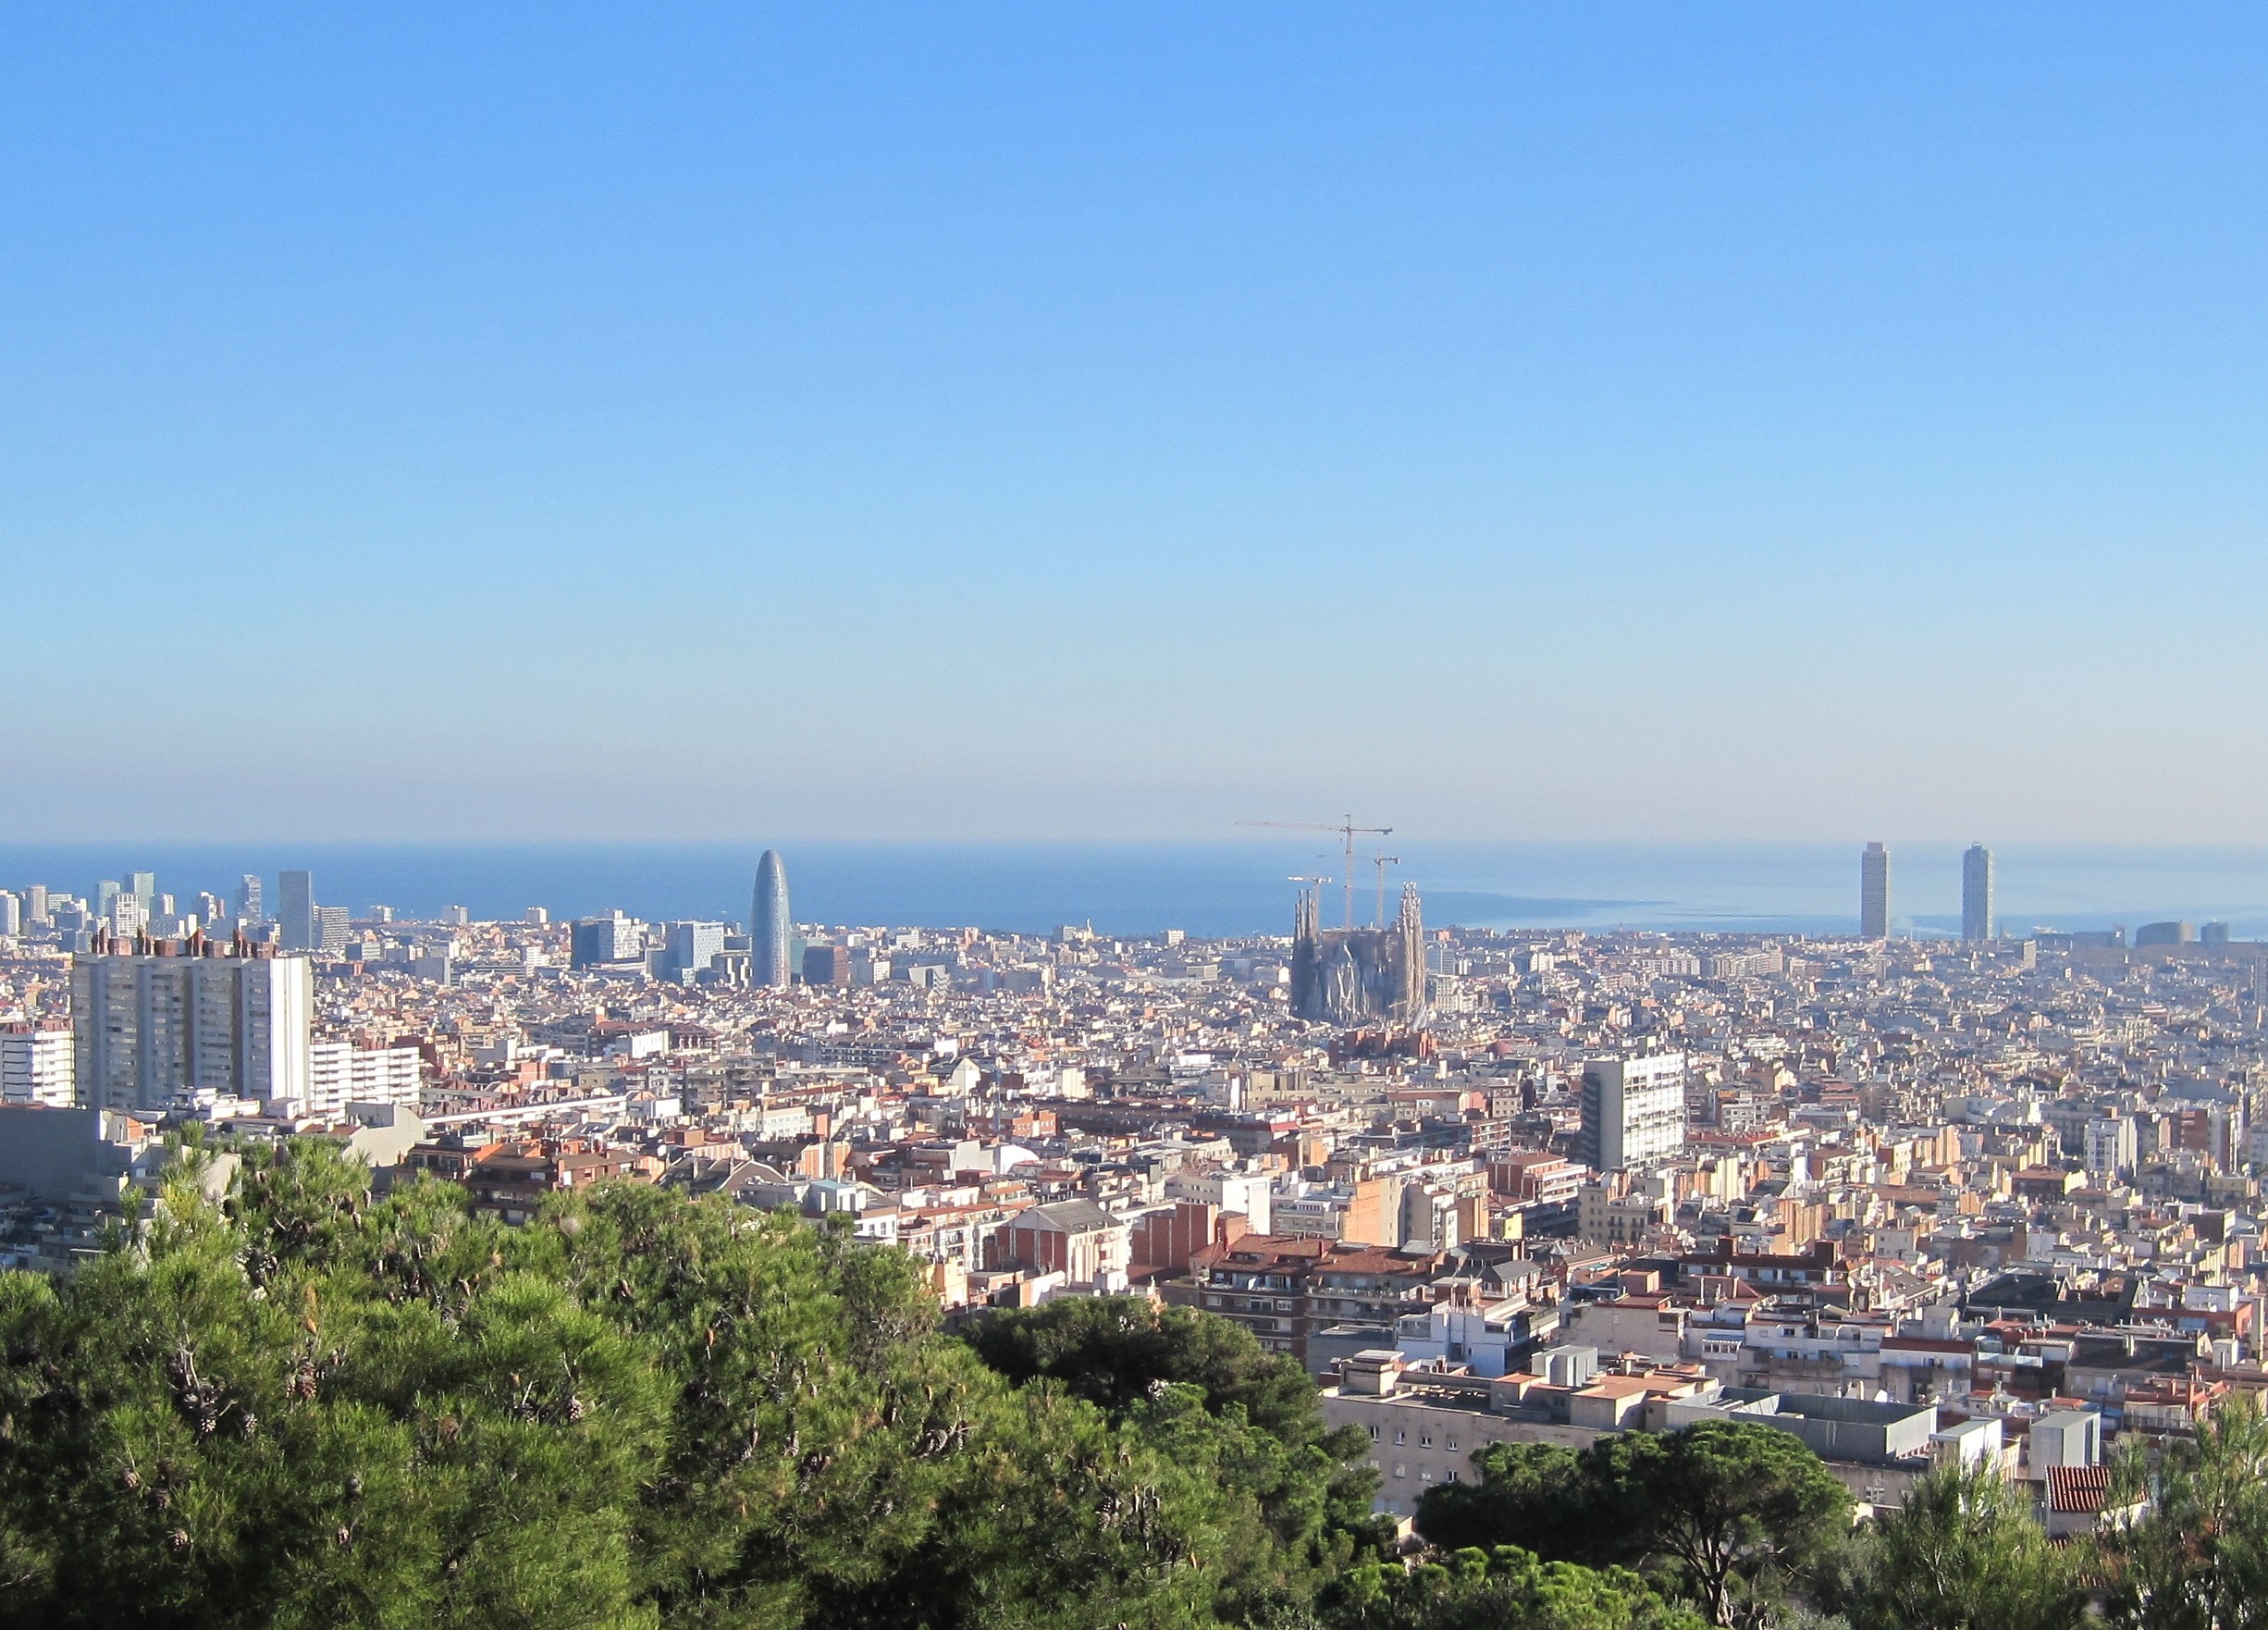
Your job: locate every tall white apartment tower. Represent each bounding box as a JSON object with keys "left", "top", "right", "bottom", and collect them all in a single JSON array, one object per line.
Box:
[
  {"left": 1860, "top": 843, "right": 1892, "bottom": 940},
  {"left": 1962, "top": 844, "right": 1995, "bottom": 942},
  {"left": 1580, "top": 1052, "right": 1688, "bottom": 1172},
  {"left": 71, "top": 932, "right": 312, "bottom": 1112}
]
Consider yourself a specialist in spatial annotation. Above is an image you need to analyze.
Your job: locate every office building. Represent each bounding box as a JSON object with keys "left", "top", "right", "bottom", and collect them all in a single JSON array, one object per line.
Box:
[
  {"left": 1962, "top": 845, "right": 1994, "bottom": 942},
  {"left": 659, "top": 920, "right": 727, "bottom": 983},
  {"left": 314, "top": 905, "right": 352, "bottom": 958},
  {"left": 0, "top": 1022, "right": 74, "bottom": 1106},
  {"left": 571, "top": 911, "right": 646, "bottom": 970},
  {"left": 106, "top": 893, "right": 148, "bottom": 937},
  {"left": 441, "top": 905, "right": 470, "bottom": 927},
  {"left": 753, "top": 850, "right": 793, "bottom": 989},
  {"left": 0, "top": 893, "right": 18, "bottom": 937},
  {"left": 2135, "top": 920, "right": 2196, "bottom": 948},
  {"left": 802, "top": 944, "right": 852, "bottom": 986},
  {"left": 24, "top": 885, "right": 47, "bottom": 926},
  {"left": 525, "top": 907, "right": 549, "bottom": 927},
  {"left": 278, "top": 871, "right": 315, "bottom": 951},
  {"left": 1861, "top": 843, "right": 1892, "bottom": 940},
  {"left": 129, "top": 871, "right": 156, "bottom": 910},
  {"left": 1579, "top": 1052, "right": 1688, "bottom": 1172},
  {"left": 235, "top": 874, "right": 263, "bottom": 924},
  {"left": 70, "top": 932, "right": 312, "bottom": 1112}
]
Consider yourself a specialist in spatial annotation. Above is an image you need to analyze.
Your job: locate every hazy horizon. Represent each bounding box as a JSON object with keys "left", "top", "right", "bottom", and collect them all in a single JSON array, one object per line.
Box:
[{"left": 9, "top": 6, "right": 2268, "bottom": 842}]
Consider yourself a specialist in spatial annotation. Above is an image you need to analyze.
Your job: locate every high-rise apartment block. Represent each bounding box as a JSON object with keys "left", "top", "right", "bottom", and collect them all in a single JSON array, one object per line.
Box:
[
  {"left": 1579, "top": 1052, "right": 1688, "bottom": 1172},
  {"left": 0, "top": 894, "right": 19, "bottom": 937},
  {"left": 753, "top": 850, "right": 793, "bottom": 989},
  {"left": 314, "top": 905, "right": 351, "bottom": 958},
  {"left": 235, "top": 874, "right": 263, "bottom": 924},
  {"left": 1962, "top": 844, "right": 1995, "bottom": 942},
  {"left": 278, "top": 871, "right": 315, "bottom": 951},
  {"left": 0, "top": 1022, "right": 74, "bottom": 1106},
  {"left": 1860, "top": 842, "right": 1892, "bottom": 940},
  {"left": 70, "top": 932, "right": 312, "bottom": 1112}
]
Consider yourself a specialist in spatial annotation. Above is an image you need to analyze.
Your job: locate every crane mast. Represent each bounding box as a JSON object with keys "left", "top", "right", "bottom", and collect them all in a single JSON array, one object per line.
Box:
[{"left": 1238, "top": 814, "right": 1392, "bottom": 930}]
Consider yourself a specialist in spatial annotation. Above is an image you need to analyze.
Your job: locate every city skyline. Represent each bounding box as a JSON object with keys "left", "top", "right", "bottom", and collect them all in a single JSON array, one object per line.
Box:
[{"left": 8, "top": 8, "right": 2268, "bottom": 842}]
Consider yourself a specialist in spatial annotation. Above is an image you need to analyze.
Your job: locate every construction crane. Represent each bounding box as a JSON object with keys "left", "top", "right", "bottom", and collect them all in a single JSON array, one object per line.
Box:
[
  {"left": 1239, "top": 816, "right": 1392, "bottom": 930},
  {"left": 1369, "top": 855, "right": 1399, "bottom": 928}
]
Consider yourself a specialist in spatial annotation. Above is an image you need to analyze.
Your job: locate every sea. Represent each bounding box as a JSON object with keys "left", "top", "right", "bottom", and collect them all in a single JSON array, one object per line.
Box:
[{"left": 8, "top": 840, "right": 2268, "bottom": 944}]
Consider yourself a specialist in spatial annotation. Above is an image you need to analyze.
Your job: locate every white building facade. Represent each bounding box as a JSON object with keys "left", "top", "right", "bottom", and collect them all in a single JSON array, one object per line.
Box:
[
  {"left": 1581, "top": 1052, "right": 1688, "bottom": 1171},
  {"left": 305, "top": 1043, "right": 424, "bottom": 1118},
  {"left": 0, "top": 1023, "right": 75, "bottom": 1106}
]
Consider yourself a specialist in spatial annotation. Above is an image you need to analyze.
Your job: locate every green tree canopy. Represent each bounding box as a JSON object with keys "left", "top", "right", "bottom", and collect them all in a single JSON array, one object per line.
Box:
[
  {"left": 1411, "top": 1421, "right": 1849, "bottom": 1627},
  {"left": 1413, "top": 1441, "right": 1613, "bottom": 1568},
  {"left": 0, "top": 1144, "right": 1288, "bottom": 1630},
  {"left": 1832, "top": 1461, "right": 2086, "bottom": 1630},
  {"left": 959, "top": 1294, "right": 1388, "bottom": 1621},
  {"left": 2102, "top": 1392, "right": 2268, "bottom": 1630},
  {"left": 1331, "top": 1544, "right": 1707, "bottom": 1630}
]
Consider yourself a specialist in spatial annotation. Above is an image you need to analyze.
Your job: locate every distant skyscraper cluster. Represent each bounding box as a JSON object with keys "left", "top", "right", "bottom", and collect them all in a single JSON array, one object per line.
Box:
[{"left": 1858, "top": 841, "right": 1999, "bottom": 941}]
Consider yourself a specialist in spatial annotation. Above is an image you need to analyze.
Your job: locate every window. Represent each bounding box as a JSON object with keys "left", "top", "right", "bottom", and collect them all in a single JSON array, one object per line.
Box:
[
  {"left": 1204, "top": 1296, "right": 1223, "bottom": 1309},
  {"left": 1418, "top": 1434, "right": 1433, "bottom": 1449},
  {"left": 1447, "top": 1468, "right": 1461, "bottom": 1483},
  {"left": 1393, "top": 1463, "right": 1407, "bottom": 1479},
  {"left": 1394, "top": 1430, "right": 1406, "bottom": 1445},
  {"left": 1444, "top": 1436, "right": 1458, "bottom": 1451},
  {"left": 1419, "top": 1466, "right": 1435, "bottom": 1482},
  {"left": 1367, "top": 1425, "right": 1379, "bottom": 1441}
]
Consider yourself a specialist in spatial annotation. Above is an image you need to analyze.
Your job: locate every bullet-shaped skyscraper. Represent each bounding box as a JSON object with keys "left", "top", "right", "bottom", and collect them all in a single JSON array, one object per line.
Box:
[
  {"left": 1860, "top": 842, "right": 1892, "bottom": 940},
  {"left": 752, "top": 850, "right": 793, "bottom": 989},
  {"left": 1963, "top": 844, "right": 1995, "bottom": 942}
]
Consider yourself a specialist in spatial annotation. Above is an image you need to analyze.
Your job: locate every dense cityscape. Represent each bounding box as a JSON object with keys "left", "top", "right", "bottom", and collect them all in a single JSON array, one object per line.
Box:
[{"left": 6, "top": 841, "right": 2265, "bottom": 1540}]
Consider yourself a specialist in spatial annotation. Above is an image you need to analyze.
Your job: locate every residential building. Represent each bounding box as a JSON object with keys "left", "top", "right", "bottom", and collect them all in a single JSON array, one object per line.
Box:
[
  {"left": 1579, "top": 1052, "right": 1687, "bottom": 1172},
  {"left": 70, "top": 933, "right": 311, "bottom": 1111},
  {"left": 0, "top": 1022, "right": 74, "bottom": 1106},
  {"left": 306, "top": 1042, "right": 424, "bottom": 1118}
]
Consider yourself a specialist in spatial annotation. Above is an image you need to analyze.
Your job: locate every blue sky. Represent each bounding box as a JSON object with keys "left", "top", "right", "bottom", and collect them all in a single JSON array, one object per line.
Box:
[{"left": 6, "top": 5, "right": 2267, "bottom": 842}]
